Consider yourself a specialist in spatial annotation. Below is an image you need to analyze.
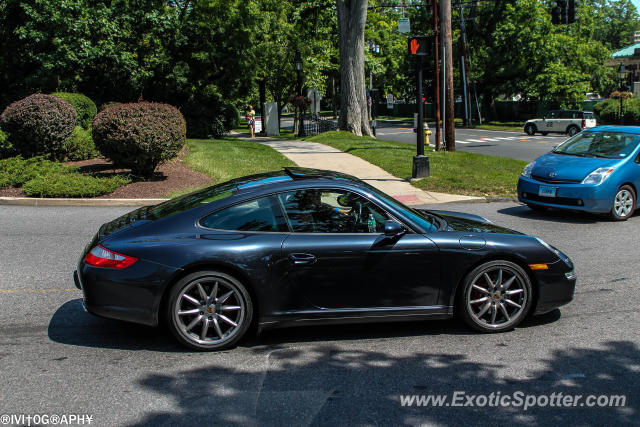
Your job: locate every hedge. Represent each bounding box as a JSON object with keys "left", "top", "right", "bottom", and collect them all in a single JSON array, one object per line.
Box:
[
  {"left": 51, "top": 92, "right": 97, "bottom": 129},
  {"left": 62, "top": 126, "right": 97, "bottom": 161},
  {"left": 22, "top": 172, "right": 130, "bottom": 197},
  {"left": 92, "top": 102, "right": 186, "bottom": 178}
]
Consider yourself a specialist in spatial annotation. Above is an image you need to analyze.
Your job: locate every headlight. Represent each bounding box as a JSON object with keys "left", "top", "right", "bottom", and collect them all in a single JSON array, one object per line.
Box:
[
  {"left": 581, "top": 167, "right": 615, "bottom": 185},
  {"left": 521, "top": 162, "right": 534, "bottom": 178},
  {"left": 535, "top": 237, "right": 572, "bottom": 267}
]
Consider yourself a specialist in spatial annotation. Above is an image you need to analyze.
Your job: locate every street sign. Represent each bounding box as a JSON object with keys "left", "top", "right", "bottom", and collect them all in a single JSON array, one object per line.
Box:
[
  {"left": 386, "top": 94, "right": 394, "bottom": 110},
  {"left": 398, "top": 18, "right": 410, "bottom": 33},
  {"left": 408, "top": 36, "right": 430, "bottom": 56}
]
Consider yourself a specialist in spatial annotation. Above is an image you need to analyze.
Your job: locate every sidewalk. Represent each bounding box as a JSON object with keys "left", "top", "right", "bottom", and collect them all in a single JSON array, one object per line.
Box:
[{"left": 240, "top": 136, "right": 480, "bottom": 205}]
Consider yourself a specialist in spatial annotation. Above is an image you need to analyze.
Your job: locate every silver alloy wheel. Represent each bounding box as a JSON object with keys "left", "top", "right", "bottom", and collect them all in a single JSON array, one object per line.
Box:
[
  {"left": 614, "top": 189, "right": 634, "bottom": 218},
  {"left": 465, "top": 266, "right": 528, "bottom": 329},
  {"left": 174, "top": 276, "right": 246, "bottom": 346}
]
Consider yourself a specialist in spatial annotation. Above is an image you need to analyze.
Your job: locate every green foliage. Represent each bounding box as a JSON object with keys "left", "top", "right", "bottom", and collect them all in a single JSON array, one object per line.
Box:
[
  {"left": 594, "top": 96, "right": 640, "bottom": 124},
  {"left": 22, "top": 172, "right": 130, "bottom": 198},
  {"left": 182, "top": 97, "right": 239, "bottom": 138},
  {"left": 62, "top": 126, "right": 97, "bottom": 161},
  {"left": 92, "top": 102, "right": 186, "bottom": 177},
  {"left": 51, "top": 92, "right": 97, "bottom": 129},
  {"left": 0, "top": 127, "right": 14, "bottom": 159},
  {"left": 0, "top": 94, "right": 76, "bottom": 160},
  {"left": 0, "top": 156, "right": 74, "bottom": 188}
]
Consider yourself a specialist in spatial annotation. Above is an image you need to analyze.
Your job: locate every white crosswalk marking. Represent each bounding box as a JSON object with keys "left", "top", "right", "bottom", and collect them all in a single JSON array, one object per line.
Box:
[{"left": 481, "top": 138, "right": 499, "bottom": 141}]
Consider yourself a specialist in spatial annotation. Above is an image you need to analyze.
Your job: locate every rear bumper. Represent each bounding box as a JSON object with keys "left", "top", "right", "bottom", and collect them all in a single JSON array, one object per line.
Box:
[
  {"left": 518, "top": 177, "right": 613, "bottom": 213},
  {"left": 75, "top": 259, "right": 179, "bottom": 327}
]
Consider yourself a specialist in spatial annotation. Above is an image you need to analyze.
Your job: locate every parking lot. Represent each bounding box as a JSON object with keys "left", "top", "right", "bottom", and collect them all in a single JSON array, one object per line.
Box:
[{"left": 1, "top": 202, "right": 639, "bottom": 425}]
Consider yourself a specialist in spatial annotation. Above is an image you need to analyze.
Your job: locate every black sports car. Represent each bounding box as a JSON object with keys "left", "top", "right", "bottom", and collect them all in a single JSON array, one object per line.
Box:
[{"left": 74, "top": 167, "right": 576, "bottom": 350}]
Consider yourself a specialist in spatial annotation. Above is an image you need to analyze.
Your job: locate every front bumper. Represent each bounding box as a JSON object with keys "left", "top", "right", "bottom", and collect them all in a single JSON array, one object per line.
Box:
[
  {"left": 518, "top": 177, "right": 613, "bottom": 213},
  {"left": 531, "top": 260, "right": 576, "bottom": 315},
  {"left": 75, "top": 259, "right": 180, "bottom": 327}
]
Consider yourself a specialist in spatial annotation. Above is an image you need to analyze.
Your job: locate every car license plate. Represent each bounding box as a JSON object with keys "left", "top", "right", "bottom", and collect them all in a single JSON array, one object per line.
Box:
[{"left": 538, "top": 186, "right": 556, "bottom": 198}]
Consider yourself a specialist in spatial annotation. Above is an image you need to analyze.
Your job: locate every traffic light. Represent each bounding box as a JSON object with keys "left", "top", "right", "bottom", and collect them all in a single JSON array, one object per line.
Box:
[{"left": 408, "top": 36, "right": 430, "bottom": 57}]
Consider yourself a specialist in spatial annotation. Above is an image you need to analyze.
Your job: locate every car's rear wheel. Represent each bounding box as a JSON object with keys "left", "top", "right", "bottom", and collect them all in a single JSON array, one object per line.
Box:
[
  {"left": 567, "top": 125, "right": 580, "bottom": 136},
  {"left": 458, "top": 261, "right": 532, "bottom": 333},
  {"left": 524, "top": 124, "right": 536, "bottom": 135},
  {"left": 609, "top": 185, "right": 636, "bottom": 221},
  {"left": 167, "top": 271, "right": 253, "bottom": 351}
]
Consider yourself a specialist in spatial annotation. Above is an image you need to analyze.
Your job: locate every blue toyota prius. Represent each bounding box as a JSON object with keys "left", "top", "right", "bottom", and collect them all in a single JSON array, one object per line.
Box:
[{"left": 518, "top": 126, "right": 640, "bottom": 220}]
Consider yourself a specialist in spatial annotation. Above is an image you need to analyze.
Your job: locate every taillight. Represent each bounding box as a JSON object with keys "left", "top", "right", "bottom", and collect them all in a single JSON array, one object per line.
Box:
[{"left": 84, "top": 245, "right": 138, "bottom": 269}]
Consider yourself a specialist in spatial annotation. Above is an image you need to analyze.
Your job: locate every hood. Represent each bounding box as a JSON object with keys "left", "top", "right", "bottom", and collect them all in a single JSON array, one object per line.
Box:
[
  {"left": 427, "top": 210, "right": 521, "bottom": 234},
  {"left": 532, "top": 153, "right": 620, "bottom": 182}
]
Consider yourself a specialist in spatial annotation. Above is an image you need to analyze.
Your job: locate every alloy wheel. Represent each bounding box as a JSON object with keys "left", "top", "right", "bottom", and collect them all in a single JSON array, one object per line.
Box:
[
  {"left": 465, "top": 265, "right": 529, "bottom": 330},
  {"left": 613, "top": 189, "right": 634, "bottom": 218}
]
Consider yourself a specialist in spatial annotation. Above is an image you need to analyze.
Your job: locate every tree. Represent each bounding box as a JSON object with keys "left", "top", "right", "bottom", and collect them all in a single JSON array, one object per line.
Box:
[{"left": 337, "top": 0, "right": 372, "bottom": 136}]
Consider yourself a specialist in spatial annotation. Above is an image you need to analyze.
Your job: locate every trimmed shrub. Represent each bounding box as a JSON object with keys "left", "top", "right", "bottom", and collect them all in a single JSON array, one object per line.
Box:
[
  {"left": 22, "top": 172, "right": 131, "bottom": 197},
  {"left": 594, "top": 96, "right": 640, "bottom": 125},
  {"left": 182, "top": 100, "right": 238, "bottom": 138},
  {"left": 0, "top": 156, "right": 74, "bottom": 188},
  {"left": 62, "top": 126, "right": 97, "bottom": 161},
  {"left": 92, "top": 102, "right": 186, "bottom": 177},
  {"left": 0, "top": 94, "right": 76, "bottom": 160},
  {"left": 0, "top": 128, "right": 14, "bottom": 159},
  {"left": 221, "top": 104, "right": 240, "bottom": 130},
  {"left": 51, "top": 92, "right": 97, "bottom": 129}
]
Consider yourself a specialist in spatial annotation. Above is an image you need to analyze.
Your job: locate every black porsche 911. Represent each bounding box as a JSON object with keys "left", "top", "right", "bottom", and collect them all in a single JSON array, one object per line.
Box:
[{"left": 74, "top": 167, "right": 576, "bottom": 350}]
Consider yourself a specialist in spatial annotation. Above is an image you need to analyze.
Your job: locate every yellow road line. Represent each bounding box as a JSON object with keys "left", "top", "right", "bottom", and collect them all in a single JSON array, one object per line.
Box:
[{"left": 0, "top": 289, "right": 78, "bottom": 293}]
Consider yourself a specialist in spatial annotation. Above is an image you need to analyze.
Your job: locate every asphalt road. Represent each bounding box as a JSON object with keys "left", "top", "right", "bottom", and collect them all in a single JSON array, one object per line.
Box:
[
  {"left": 1, "top": 204, "right": 639, "bottom": 426},
  {"left": 375, "top": 123, "right": 568, "bottom": 162}
]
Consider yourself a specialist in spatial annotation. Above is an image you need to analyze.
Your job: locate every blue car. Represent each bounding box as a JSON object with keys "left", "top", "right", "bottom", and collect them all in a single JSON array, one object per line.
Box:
[{"left": 518, "top": 126, "right": 640, "bottom": 221}]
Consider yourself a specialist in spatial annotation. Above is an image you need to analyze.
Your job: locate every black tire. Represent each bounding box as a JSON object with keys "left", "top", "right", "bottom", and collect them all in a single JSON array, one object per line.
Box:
[
  {"left": 540, "top": 132, "right": 549, "bottom": 136},
  {"left": 609, "top": 185, "right": 636, "bottom": 221},
  {"left": 458, "top": 260, "right": 533, "bottom": 333},
  {"left": 524, "top": 124, "right": 536, "bottom": 135},
  {"left": 527, "top": 203, "right": 547, "bottom": 212},
  {"left": 567, "top": 125, "right": 580, "bottom": 137},
  {"left": 166, "top": 271, "right": 253, "bottom": 351}
]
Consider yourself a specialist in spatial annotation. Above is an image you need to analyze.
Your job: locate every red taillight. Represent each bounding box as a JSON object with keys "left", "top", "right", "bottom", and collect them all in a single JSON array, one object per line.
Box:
[
  {"left": 582, "top": 119, "right": 586, "bottom": 128},
  {"left": 84, "top": 245, "right": 138, "bottom": 269}
]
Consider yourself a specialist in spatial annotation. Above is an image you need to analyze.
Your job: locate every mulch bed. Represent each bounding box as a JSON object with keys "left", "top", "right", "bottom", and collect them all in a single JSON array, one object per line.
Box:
[{"left": 0, "top": 149, "right": 212, "bottom": 199}]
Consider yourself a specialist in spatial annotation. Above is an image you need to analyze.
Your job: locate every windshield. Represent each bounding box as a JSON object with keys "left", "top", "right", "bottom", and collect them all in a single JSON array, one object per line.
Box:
[{"left": 553, "top": 131, "right": 640, "bottom": 159}]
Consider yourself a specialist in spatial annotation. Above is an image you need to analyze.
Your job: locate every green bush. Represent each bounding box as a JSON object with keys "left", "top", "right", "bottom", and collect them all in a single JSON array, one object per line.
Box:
[
  {"left": 51, "top": 92, "right": 97, "bottom": 129},
  {"left": 0, "top": 156, "right": 74, "bottom": 188},
  {"left": 182, "top": 99, "right": 238, "bottom": 138},
  {"left": 221, "top": 104, "right": 240, "bottom": 130},
  {"left": 22, "top": 172, "right": 131, "bottom": 197},
  {"left": 0, "top": 94, "right": 76, "bottom": 160},
  {"left": 92, "top": 102, "right": 186, "bottom": 178},
  {"left": 62, "top": 126, "right": 97, "bottom": 161},
  {"left": 0, "top": 128, "right": 14, "bottom": 159},
  {"left": 594, "top": 97, "right": 640, "bottom": 125}
]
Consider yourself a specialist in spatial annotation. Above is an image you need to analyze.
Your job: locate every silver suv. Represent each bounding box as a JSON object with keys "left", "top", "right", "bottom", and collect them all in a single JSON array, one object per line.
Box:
[{"left": 524, "top": 110, "right": 596, "bottom": 137}]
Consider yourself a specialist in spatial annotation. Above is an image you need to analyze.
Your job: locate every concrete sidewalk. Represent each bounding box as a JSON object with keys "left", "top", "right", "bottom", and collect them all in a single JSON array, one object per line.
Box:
[{"left": 242, "top": 137, "right": 480, "bottom": 205}]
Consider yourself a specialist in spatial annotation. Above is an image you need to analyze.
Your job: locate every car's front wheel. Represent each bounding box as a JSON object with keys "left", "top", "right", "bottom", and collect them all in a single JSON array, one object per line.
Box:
[
  {"left": 166, "top": 271, "right": 253, "bottom": 351},
  {"left": 609, "top": 185, "right": 636, "bottom": 221},
  {"left": 458, "top": 261, "right": 532, "bottom": 333},
  {"left": 524, "top": 124, "right": 536, "bottom": 135}
]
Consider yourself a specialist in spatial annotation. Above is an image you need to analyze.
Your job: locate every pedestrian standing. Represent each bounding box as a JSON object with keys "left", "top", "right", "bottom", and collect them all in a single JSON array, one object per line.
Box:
[{"left": 246, "top": 105, "right": 256, "bottom": 138}]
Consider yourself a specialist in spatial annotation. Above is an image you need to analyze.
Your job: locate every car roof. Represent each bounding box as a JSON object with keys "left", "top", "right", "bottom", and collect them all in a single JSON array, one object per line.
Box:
[{"left": 584, "top": 126, "right": 640, "bottom": 134}]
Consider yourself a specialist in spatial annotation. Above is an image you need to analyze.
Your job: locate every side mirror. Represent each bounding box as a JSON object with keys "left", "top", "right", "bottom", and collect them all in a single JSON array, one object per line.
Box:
[{"left": 384, "top": 220, "right": 406, "bottom": 238}]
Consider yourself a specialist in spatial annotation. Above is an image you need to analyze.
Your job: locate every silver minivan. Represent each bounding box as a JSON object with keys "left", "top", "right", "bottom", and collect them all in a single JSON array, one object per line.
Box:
[{"left": 524, "top": 110, "right": 597, "bottom": 137}]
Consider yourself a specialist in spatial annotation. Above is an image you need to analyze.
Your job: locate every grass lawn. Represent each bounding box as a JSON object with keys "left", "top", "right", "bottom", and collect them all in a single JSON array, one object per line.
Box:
[
  {"left": 168, "top": 138, "right": 296, "bottom": 198},
  {"left": 305, "top": 131, "right": 526, "bottom": 198}
]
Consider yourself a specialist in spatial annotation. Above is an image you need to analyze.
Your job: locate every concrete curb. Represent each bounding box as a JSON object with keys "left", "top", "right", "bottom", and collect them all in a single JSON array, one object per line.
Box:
[{"left": 0, "top": 197, "right": 165, "bottom": 207}]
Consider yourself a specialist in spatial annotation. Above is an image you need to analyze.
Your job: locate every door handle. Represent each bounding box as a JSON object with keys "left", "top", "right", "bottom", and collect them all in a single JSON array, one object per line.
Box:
[{"left": 288, "top": 253, "right": 317, "bottom": 265}]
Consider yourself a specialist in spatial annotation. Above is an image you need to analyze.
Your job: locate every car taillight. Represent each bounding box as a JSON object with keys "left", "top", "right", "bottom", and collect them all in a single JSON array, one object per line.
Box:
[{"left": 84, "top": 245, "right": 138, "bottom": 269}]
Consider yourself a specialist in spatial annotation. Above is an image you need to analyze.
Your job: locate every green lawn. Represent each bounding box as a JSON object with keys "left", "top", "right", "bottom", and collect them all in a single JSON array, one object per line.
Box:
[
  {"left": 184, "top": 138, "right": 295, "bottom": 182},
  {"left": 306, "top": 131, "right": 526, "bottom": 197}
]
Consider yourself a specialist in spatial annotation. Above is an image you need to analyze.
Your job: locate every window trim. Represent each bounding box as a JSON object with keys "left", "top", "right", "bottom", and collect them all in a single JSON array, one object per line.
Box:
[{"left": 197, "top": 194, "right": 292, "bottom": 233}]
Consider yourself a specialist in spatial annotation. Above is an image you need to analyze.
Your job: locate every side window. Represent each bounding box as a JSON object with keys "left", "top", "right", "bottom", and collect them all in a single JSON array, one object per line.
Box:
[
  {"left": 278, "top": 189, "right": 389, "bottom": 233},
  {"left": 200, "top": 196, "right": 288, "bottom": 232},
  {"left": 547, "top": 111, "right": 556, "bottom": 119}
]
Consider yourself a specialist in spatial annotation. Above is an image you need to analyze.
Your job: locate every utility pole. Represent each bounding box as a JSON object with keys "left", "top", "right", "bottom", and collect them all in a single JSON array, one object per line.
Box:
[
  {"left": 459, "top": 4, "right": 472, "bottom": 127},
  {"left": 433, "top": 0, "right": 441, "bottom": 151},
  {"left": 441, "top": 0, "right": 455, "bottom": 151}
]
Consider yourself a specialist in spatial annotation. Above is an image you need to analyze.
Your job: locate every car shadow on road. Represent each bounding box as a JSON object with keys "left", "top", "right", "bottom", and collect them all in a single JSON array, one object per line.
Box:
[
  {"left": 497, "top": 204, "right": 608, "bottom": 224},
  {"left": 128, "top": 340, "right": 639, "bottom": 425},
  {"left": 48, "top": 299, "right": 562, "bottom": 352}
]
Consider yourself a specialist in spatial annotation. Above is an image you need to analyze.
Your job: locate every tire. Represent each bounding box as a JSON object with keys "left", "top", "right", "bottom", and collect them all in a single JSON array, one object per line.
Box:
[
  {"left": 609, "top": 185, "right": 636, "bottom": 221},
  {"left": 527, "top": 203, "right": 547, "bottom": 212},
  {"left": 458, "top": 260, "right": 533, "bottom": 333},
  {"left": 524, "top": 124, "right": 536, "bottom": 135},
  {"left": 540, "top": 132, "right": 549, "bottom": 136},
  {"left": 166, "top": 271, "right": 253, "bottom": 351},
  {"left": 567, "top": 126, "right": 580, "bottom": 137}
]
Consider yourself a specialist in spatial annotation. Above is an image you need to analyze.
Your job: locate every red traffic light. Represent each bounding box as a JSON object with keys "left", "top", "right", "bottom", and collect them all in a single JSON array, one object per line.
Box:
[{"left": 408, "top": 36, "right": 430, "bottom": 56}]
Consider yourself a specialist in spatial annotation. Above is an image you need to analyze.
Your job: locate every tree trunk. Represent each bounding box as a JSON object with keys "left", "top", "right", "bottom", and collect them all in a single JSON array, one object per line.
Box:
[{"left": 337, "top": 0, "right": 372, "bottom": 137}]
